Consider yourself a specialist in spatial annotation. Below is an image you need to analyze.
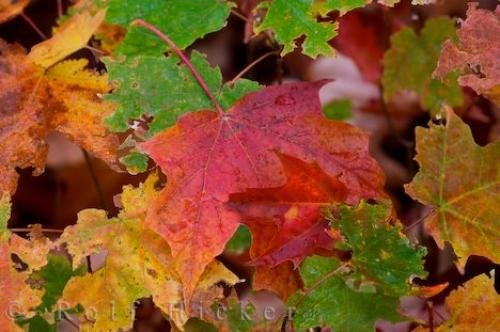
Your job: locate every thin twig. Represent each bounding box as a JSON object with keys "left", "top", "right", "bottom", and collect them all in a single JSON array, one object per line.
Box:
[
  {"left": 132, "top": 19, "right": 224, "bottom": 115},
  {"left": 20, "top": 13, "right": 47, "bottom": 40},
  {"left": 82, "top": 149, "right": 107, "bottom": 210},
  {"left": 84, "top": 45, "right": 108, "bottom": 55},
  {"left": 228, "top": 50, "right": 279, "bottom": 86},
  {"left": 231, "top": 9, "right": 249, "bottom": 23},
  {"left": 57, "top": 0, "right": 63, "bottom": 18},
  {"left": 405, "top": 208, "right": 436, "bottom": 231},
  {"left": 9, "top": 227, "right": 63, "bottom": 234},
  {"left": 427, "top": 301, "right": 434, "bottom": 332}
]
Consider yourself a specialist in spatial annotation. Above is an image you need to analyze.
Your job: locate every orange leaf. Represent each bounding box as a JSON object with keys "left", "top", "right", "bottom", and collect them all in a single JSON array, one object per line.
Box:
[
  {"left": 230, "top": 154, "right": 346, "bottom": 268},
  {"left": 0, "top": 41, "right": 118, "bottom": 195}
]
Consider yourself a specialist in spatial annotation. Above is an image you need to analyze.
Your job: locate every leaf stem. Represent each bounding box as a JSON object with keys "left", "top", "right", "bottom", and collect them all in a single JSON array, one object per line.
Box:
[
  {"left": 9, "top": 228, "right": 63, "bottom": 234},
  {"left": 82, "top": 149, "right": 107, "bottom": 210},
  {"left": 20, "top": 13, "right": 47, "bottom": 40},
  {"left": 228, "top": 50, "right": 279, "bottom": 86},
  {"left": 294, "top": 262, "right": 348, "bottom": 307},
  {"left": 132, "top": 19, "right": 224, "bottom": 115}
]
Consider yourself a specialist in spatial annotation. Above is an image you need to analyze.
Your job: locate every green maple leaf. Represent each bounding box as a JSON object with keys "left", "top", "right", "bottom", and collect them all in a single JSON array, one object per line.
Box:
[
  {"left": 314, "top": 0, "right": 368, "bottom": 16},
  {"left": 105, "top": 51, "right": 260, "bottom": 134},
  {"left": 290, "top": 202, "right": 426, "bottom": 331},
  {"left": 290, "top": 256, "right": 402, "bottom": 331},
  {"left": 106, "top": 0, "right": 232, "bottom": 52},
  {"left": 336, "top": 201, "right": 427, "bottom": 295},
  {"left": 256, "top": 0, "right": 339, "bottom": 58},
  {"left": 382, "top": 17, "right": 463, "bottom": 115},
  {"left": 406, "top": 109, "right": 500, "bottom": 267}
]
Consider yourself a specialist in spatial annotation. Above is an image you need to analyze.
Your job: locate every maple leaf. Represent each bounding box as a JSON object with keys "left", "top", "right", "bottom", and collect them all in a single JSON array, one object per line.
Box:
[
  {"left": 289, "top": 255, "right": 402, "bottom": 331},
  {"left": 255, "top": 0, "right": 339, "bottom": 58},
  {"left": 46, "top": 59, "right": 119, "bottom": 165},
  {"left": 434, "top": 4, "right": 500, "bottom": 105},
  {"left": 312, "top": 0, "right": 368, "bottom": 16},
  {"left": 229, "top": 154, "right": 347, "bottom": 268},
  {"left": 28, "top": 9, "right": 105, "bottom": 68},
  {"left": 333, "top": 201, "right": 427, "bottom": 296},
  {"left": 141, "top": 81, "right": 385, "bottom": 301},
  {"left": 0, "top": 0, "right": 30, "bottom": 23},
  {"left": 105, "top": 0, "right": 232, "bottom": 54},
  {"left": 58, "top": 176, "right": 239, "bottom": 331},
  {"left": 0, "top": 194, "right": 43, "bottom": 331},
  {"left": 16, "top": 254, "right": 86, "bottom": 331},
  {"left": 382, "top": 17, "right": 463, "bottom": 115},
  {"left": 104, "top": 51, "right": 260, "bottom": 135},
  {"left": 437, "top": 274, "right": 500, "bottom": 331},
  {"left": 405, "top": 108, "right": 499, "bottom": 267},
  {"left": 0, "top": 40, "right": 118, "bottom": 194},
  {"left": 289, "top": 202, "right": 425, "bottom": 331}
]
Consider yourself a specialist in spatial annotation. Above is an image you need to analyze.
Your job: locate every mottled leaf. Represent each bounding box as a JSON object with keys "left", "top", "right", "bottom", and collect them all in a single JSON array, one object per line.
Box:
[
  {"left": 335, "top": 201, "right": 427, "bottom": 295},
  {"left": 0, "top": 41, "right": 118, "bottom": 194},
  {"left": 104, "top": 51, "right": 261, "bottom": 135},
  {"left": 434, "top": 4, "right": 500, "bottom": 105},
  {"left": 405, "top": 109, "right": 499, "bottom": 267},
  {"left": 382, "top": 17, "right": 463, "bottom": 114},
  {"left": 58, "top": 177, "right": 238, "bottom": 331},
  {"left": 0, "top": 194, "right": 42, "bottom": 331},
  {"left": 437, "top": 274, "right": 500, "bottom": 331}
]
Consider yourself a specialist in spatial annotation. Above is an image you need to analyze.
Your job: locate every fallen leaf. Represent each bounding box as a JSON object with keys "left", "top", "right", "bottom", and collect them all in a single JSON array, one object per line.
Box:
[
  {"left": 406, "top": 108, "right": 499, "bottom": 267},
  {"left": 434, "top": 4, "right": 500, "bottom": 105},
  {"left": 28, "top": 9, "right": 106, "bottom": 68},
  {"left": 382, "top": 17, "right": 463, "bottom": 114},
  {"left": 0, "top": 194, "right": 43, "bottom": 331},
  {"left": 58, "top": 177, "right": 239, "bottom": 331},
  {"left": 141, "top": 81, "right": 385, "bottom": 300},
  {"left": 438, "top": 274, "right": 500, "bottom": 331},
  {"left": 0, "top": 41, "right": 118, "bottom": 195}
]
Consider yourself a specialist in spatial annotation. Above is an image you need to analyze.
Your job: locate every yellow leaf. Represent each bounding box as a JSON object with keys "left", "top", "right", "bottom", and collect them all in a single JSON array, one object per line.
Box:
[
  {"left": 59, "top": 180, "right": 239, "bottom": 331},
  {"left": 46, "top": 59, "right": 118, "bottom": 166},
  {"left": 28, "top": 9, "right": 106, "bottom": 68},
  {"left": 0, "top": 41, "right": 118, "bottom": 195},
  {"left": 437, "top": 274, "right": 500, "bottom": 331},
  {"left": 0, "top": 194, "right": 43, "bottom": 331}
]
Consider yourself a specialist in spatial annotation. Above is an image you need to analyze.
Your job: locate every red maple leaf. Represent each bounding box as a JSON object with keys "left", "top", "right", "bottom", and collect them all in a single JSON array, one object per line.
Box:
[{"left": 141, "top": 81, "right": 385, "bottom": 299}]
